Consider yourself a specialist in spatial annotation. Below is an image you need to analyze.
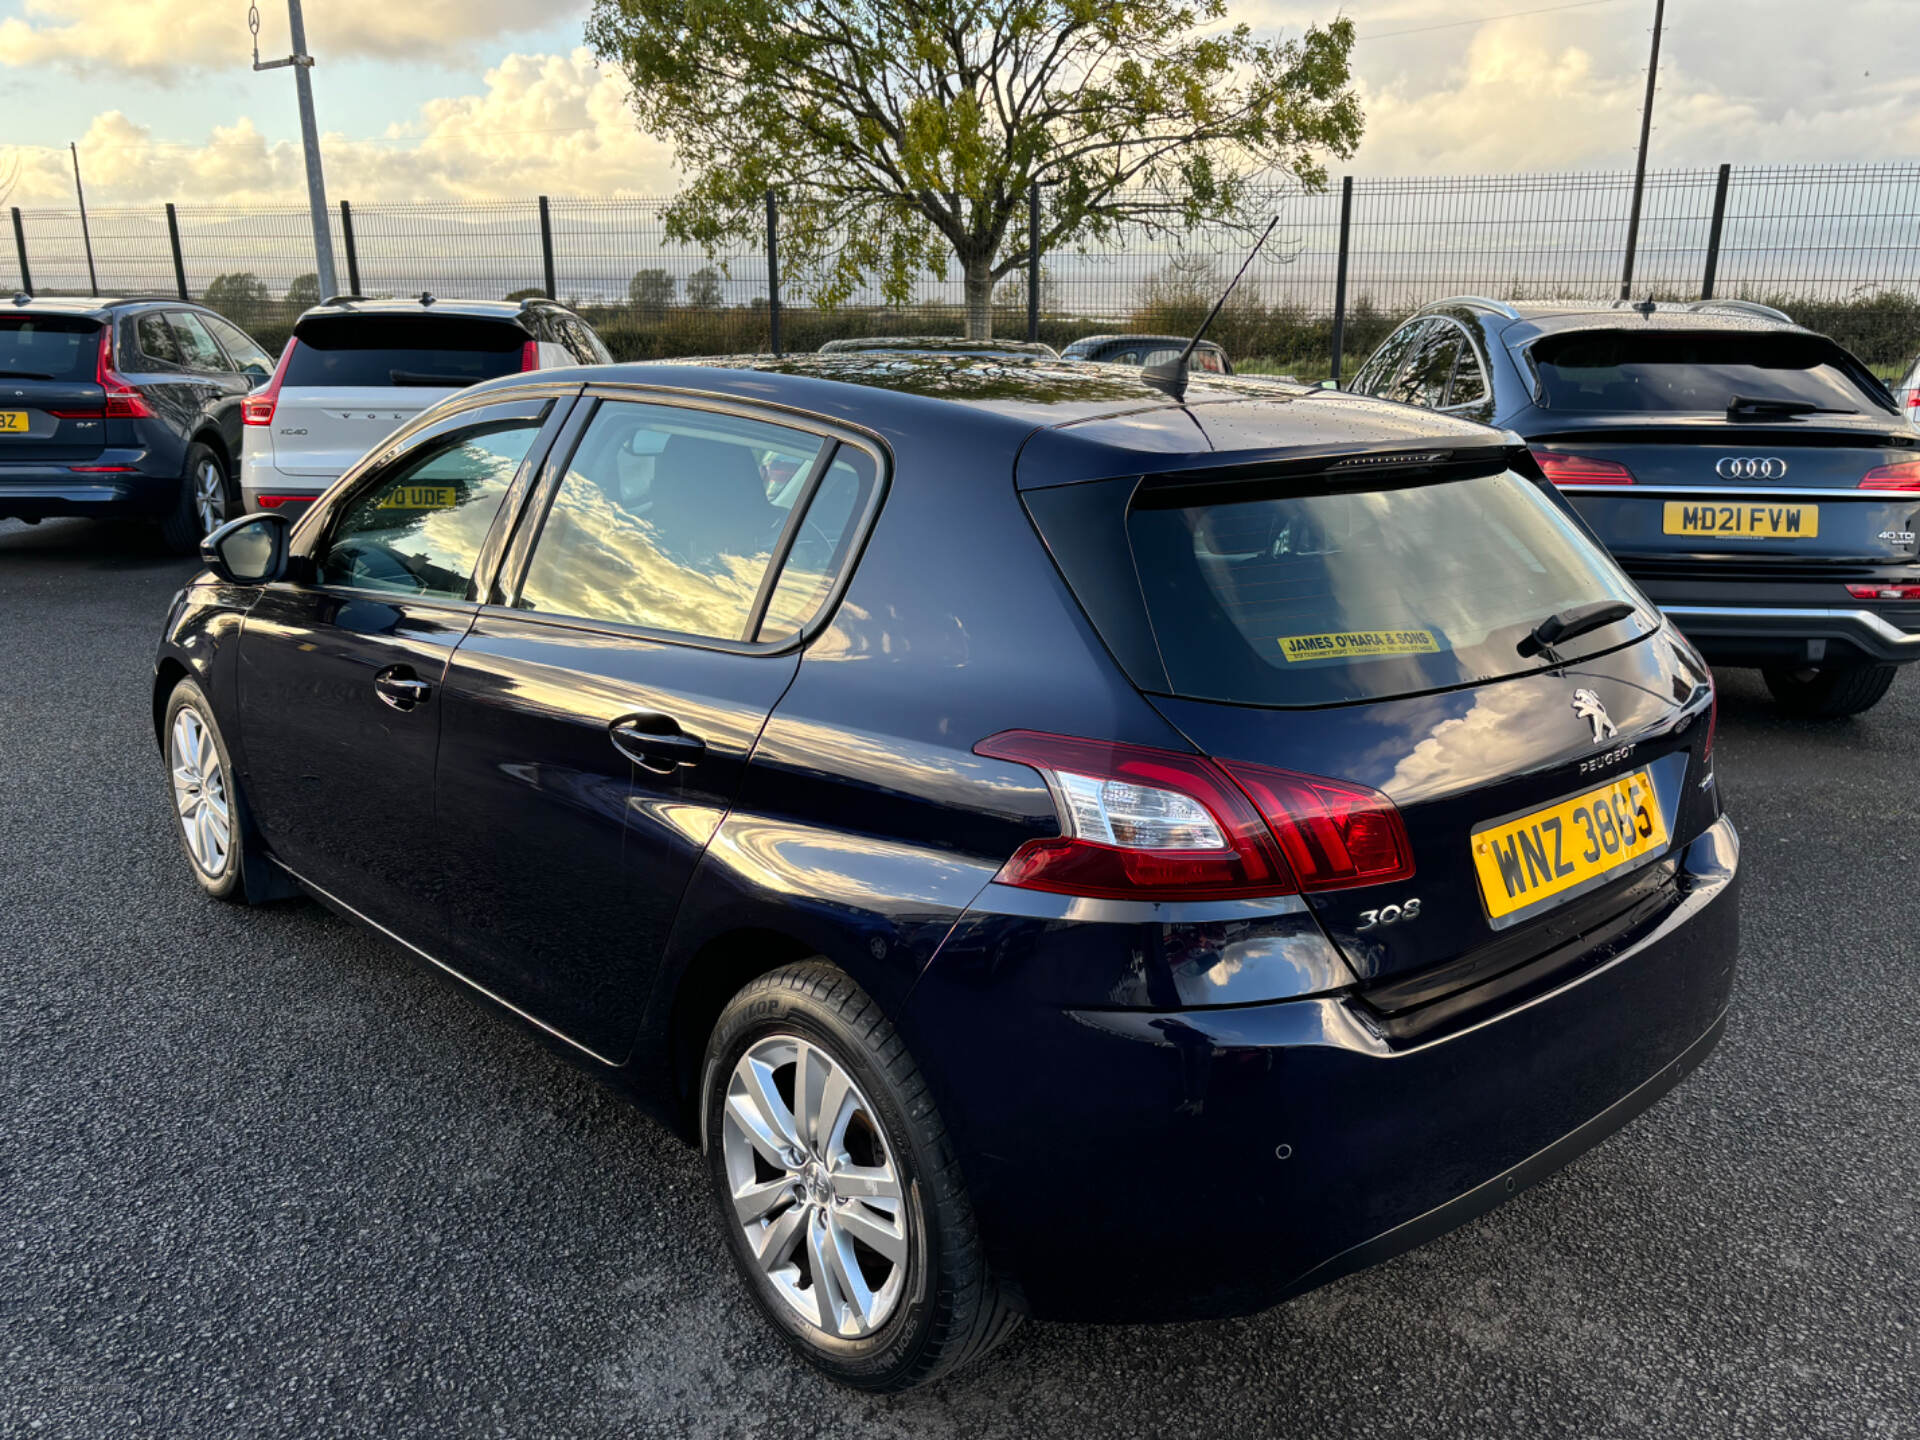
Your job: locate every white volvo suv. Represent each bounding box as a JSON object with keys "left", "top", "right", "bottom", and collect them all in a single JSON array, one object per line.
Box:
[{"left": 239, "top": 295, "right": 611, "bottom": 514}]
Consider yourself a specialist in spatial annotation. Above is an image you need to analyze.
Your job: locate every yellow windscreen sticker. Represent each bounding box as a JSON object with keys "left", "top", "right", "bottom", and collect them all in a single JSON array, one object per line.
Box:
[{"left": 1277, "top": 629, "right": 1440, "bottom": 662}]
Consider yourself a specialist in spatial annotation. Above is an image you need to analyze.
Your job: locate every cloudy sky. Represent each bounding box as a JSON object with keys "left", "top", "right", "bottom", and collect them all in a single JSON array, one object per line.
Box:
[{"left": 1, "top": 0, "right": 1915, "bottom": 207}]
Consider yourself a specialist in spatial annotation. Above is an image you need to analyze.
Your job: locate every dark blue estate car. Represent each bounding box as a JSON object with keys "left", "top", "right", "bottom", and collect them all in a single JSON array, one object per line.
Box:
[
  {"left": 1347, "top": 297, "right": 1920, "bottom": 715},
  {"left": 155, "top": 355, "right": 1738, "bottom": 1391},
  {"left": 2, "top": 295, "right": 275, "bottom": 551}
]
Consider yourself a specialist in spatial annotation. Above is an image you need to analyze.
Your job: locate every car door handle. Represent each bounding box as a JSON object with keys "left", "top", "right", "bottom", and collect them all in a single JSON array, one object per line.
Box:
[
  {"left": 373, "top": 667, "right": 432, "bottom": 711},
  {"left": 610, "top": 713, "right": 706, "bottom": 773}
]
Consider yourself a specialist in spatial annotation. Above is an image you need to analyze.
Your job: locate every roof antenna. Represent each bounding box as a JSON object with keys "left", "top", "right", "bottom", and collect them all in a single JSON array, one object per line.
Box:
[{"left": 1141, "top": 215, "right": 1280, "bottom": 400}]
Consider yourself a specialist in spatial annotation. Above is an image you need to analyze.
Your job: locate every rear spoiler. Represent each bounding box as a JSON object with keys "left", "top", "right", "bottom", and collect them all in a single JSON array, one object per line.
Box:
[{"left": 1130, "top": 441, "right": 1520, "bottom": 506}]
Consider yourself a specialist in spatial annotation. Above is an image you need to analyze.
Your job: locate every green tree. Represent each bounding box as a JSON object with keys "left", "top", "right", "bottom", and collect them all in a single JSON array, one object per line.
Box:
[
  {"left": 286, "top": 272, "right": 321, "bottom": 307},
  {"left": 684, "top": 265, "right": 724, "bottom": 309},
  {"left": 203, "top": 272, "right": 271, "bottom": 317},
  {"left": 628, "top": 267, "right": 676, "bottom": 313},
  {"left": 587, "top": 0, "right": 1360, "bottom": 338}
]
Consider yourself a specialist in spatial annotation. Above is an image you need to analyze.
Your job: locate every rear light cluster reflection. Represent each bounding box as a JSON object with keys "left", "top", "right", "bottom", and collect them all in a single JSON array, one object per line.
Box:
[
  {"left": 1530, "top": 449, "right": 1635, "bottom": 486},
  {"left": 974, "top": 731, "right": 1415, "bottom": 900},
  {"left": 242, "top": 339, "right": 299, "bottom": 426},
  {"left": 96, "top": 328, "right": 154, "bottom": 419},
  {"left": 1846, "top": 582, "right": 1920, "bottom": 600},
  {"left": 1858, "top": 460, "right": 1920, "bottom": 491},
  {"left": 253, "top": 495, "right": 312, "bottom": 510}
]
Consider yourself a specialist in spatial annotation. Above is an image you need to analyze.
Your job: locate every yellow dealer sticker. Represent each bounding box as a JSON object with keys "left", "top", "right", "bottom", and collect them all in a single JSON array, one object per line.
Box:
[{"left": 1278, "top": 629, "right": 1440, "bottom": 663}]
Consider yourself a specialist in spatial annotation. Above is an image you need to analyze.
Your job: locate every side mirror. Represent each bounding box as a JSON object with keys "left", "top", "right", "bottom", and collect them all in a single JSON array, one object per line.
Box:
[
  {"left": 1317, "top": 378, "right": 1341, "bottom": 390},
  {"left": 200, "top": 512, "right": 289, "bottom": 586},
  {"left": 242, "top": 361, "right": 271, "bottom": 383}
]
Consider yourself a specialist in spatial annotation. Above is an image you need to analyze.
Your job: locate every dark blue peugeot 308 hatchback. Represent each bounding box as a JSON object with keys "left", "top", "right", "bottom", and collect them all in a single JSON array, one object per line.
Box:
[{"left": 155, "top": 355, "right": 1738, "bottom": 1391}]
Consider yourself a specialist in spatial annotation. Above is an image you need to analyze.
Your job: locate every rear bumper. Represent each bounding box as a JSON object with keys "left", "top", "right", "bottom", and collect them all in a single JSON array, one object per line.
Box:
[
  {"left": 903, "top": 816, "right": 1740, "bottom": 1323},
  {"left": 239, "top": 450, "right": 333, "bottom": 515},
  {"left": 1661, "top": 603, "right": 1920, "bottom": 666},
  {"left": 0, "top": 455, "right": 172, "bottom": 519}
]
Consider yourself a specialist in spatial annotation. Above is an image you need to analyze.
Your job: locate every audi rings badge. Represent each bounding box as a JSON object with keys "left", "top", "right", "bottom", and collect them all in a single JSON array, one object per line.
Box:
[{"left": 1715, "top": 456, "right": 1789, "bottom": 480}]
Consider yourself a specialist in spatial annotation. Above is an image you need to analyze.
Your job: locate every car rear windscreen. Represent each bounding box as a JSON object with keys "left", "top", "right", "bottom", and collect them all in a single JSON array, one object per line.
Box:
[
  {"left": 1531, "top": 331, "right": 1883, "bottom": 414},
  {"left": 1126, "top": 469, "right": 1648, "bottom": 706},
  {"left": 0, "top": 315, "right": 101, "bottom": 382},
  {"left": 285, "top": 315, "right": 527, "bottom": 388}
]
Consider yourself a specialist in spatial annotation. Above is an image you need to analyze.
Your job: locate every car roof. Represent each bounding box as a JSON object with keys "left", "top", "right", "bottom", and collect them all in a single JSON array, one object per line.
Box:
[
  {"left": 1062, "top": 334, "right": 1224, "bottom": 353},
  {"left": 294, "top": 295, "right": 552, "bottom": 324},
  {"left": 471, "top": 353, "right": 1507, "bottom": 486},
  {"left": 818, "top": 336, "right": 1060, "bottom": 357},
  {"left": 1419, "top": 296, "right": 1810, "bottom": 342}
]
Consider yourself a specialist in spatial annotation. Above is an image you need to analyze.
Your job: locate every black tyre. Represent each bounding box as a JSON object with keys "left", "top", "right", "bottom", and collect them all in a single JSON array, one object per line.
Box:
[
  {"left": 1761, "top": 662, "right": 1899, "bottom": 718},
  {"left": 701, "top": 962, "right": 1019, "bottom": 1392},
  {"left": 158, "top": 442, "right": 234, "bottom": 555},
  {"left": 162, "top": 678, "right": 281, "bottom": 904}
]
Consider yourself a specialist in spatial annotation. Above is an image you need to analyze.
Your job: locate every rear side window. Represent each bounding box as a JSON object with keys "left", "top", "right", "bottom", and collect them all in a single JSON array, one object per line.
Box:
[
  {"left": 513, "top": 400, "right": 836, "bottom": 641},
  {"left": 285, "top": 316, "right": 528, "bottom": 388},
  {"left": 1531, "top": 331, "right": 1885, "bottom": 414},
  {"left": 1385, "top": 322, "right": 1459, "bottom": 406},
  {"left": 1349, "top": 322, "right": 1422, "bottom": 397},
  {"left": 1126, "top": 470, "right": 1645, "bottom": 706},
  {"left": 135, "top": 313, "right": 184, "bottom": 368},
  {"left": 0, "top": 315, "right": 99, "bottom": 381}
]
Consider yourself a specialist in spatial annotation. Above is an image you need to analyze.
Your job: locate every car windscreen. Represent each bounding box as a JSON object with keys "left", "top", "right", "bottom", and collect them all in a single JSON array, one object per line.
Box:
[
  {"left": 1530, "top": 330, "right": 1883, "bottom": 414},
  {"left": 284, "top": 315, "right": 527, "bottom": 388},
  {"left": 1126, "top": 469, "right": 1649, "bottom": 707},
  {"left": 0, "top": 315, "right": 101, "bottom": 382}
]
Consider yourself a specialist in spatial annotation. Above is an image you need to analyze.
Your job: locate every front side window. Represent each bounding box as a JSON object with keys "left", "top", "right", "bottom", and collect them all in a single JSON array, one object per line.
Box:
[
  {"left": 1127, "top": 469, "right": 1646, "bottom": 707},
  {"left": 168, "top": 312, "right": 235, "bottom": 373},
  {"left": 317, "top": 419, "right": 541, "bottom": 599},
  {"left": 515, "top": 401, "right": 836, "bottom": 640}
]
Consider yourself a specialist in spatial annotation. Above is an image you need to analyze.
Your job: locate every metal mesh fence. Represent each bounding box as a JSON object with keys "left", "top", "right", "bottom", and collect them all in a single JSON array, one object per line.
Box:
[{"left": 8, "top": 162, "right": 1916, "bottom": 377}]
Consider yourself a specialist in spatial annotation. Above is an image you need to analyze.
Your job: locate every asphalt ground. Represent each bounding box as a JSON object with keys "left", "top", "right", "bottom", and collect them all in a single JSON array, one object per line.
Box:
[{"left": 1, "top": 514, "right": 1915, "bottom": 1440}]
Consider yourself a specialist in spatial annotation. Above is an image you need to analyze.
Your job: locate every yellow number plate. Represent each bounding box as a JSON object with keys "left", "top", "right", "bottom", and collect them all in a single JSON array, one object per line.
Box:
[
  {"left": 1663, "top": 500, "right": 1818, "bottom": 538},
  {"left": 0, "top": 411, "right": 28, "bottom": 433},
  {"left": 1471, "top": 768, "right": 1668, "bottom": 922},
  {"left": 376, "top": 484, "right": 457, "bottom": 510}
]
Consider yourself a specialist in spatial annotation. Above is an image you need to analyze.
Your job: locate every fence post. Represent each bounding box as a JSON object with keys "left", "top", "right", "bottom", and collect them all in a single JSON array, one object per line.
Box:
[
  {"left": 1027, "top": 181, "right": 1041, "bottom": 343},
  {"left": 9, "top": 208, "right": 28, "bottom": 296},
  {"left": 765, "top": 190, "right": 782, "bottom": 357},
  {"left": 71, "top": 143, "right": 99, "bottom": 296},
  {"left": 1700, "top": 163, "right": 1731, "bottom": 300},
  {"left": 339, "top": 200, "right": 361, "bottom": 297},
  {"left": 538, "top": 195, "right": 557, "bottom": 300},
  {"left": 1329, "top": 176, "right": 1353, "bottom": 384},
  {"left": 165, "top": 202, "right": 189, "bottom": 301}
]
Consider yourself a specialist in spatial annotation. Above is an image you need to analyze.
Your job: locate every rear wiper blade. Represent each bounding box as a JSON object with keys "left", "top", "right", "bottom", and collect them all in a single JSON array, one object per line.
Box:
[
  {"left": 388, "top": 370, "right": 480, "bottom": 387},
  {"left": 1518, "top": 599, "right": 1638, "bottom": 658},
  {"left": 1726, "top": 394, "right": 1857, "bottom": 419}
]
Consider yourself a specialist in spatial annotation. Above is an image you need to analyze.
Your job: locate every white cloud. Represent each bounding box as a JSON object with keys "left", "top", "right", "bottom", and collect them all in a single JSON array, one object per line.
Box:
[
  {"left": 4, "top": 49, "right": 677, "bottom": 206},
  {"left": 0, "top": 0, "right": 577, "bottom": 77}
]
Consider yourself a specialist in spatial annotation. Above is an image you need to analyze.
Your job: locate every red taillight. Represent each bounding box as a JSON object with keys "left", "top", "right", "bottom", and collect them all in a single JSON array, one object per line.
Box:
[
  {"left": 243, "top": 338, "right": 299, "bottom": 426},
  {"left": 521, "top": 338, "right": 539, "bottom": 371},
  {"left": 1859, "top": 459, "right": 1920, "bottom": 491},
  {"left": 974, "top": 731, "right": 1416, "bottom": 899},
  {"left": 1531, "top": 449, "right": 1635, "bottom": 486},
  {"left": 253, "top": 494, "right": 313, "bottom": 510},
  {"left": 68, "top": 464, "right": 137, "bottom": 473},
  {"left": 1906, "top": 391, "right": 1919, "bottom": 408},
  {"left": 47, "top": 407, "right": 105, "bottom": 419},
  {"left": 1217, "top": 761, "right": 1417, "bottom": 892},
  {"left": 1846, "top": 582, "right": 1920, "bottom": 600},
  {"left": 95, "top": 327, "right": 154, "bottom": 419}
]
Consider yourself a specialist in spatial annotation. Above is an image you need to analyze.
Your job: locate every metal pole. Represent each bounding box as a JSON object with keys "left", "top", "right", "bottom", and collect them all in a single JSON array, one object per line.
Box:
[
  {"left": 338, "top": 200, "right": 361, "bottom": 297},
  {"left": 70, "top": 143, "right": 99, "bottom": 296},
  {"left": 1700, "top": 163, "right": 1731, "bottom": 300},
  {"left": 280, "top": 0, "right": 338, "bottom": 299},
  {"left": 1027, "top": 181, "right": 1041, "bottom": 343},
  {"left": 1330, "top": 175, "right": 1353, "bottom": 384},
  {"left": 1619, "top": 0, "right": 1665, "bottom": 300},
  {"left": 10, "top": 208, "right": 30, "bottom": 296},
  {"left": 765, "top": 190, "right": 782, "bottom": 357},
  {"left": 539, "top": 196, "right": 557, "bottom": 300},
  {"left": 165, "top": 203, "right": 189, "bottom": 300}
]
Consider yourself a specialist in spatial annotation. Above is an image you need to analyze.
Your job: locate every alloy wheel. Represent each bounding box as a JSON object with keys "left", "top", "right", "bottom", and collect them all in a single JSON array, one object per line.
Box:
[
  {"left": 169, "top": 707, "right": 232, "bottom": 876},
  {"left": 194, "top": 457, "right": 227, "bottom": 536},
  {"left": 721, "top": 1033, "right": 909, "bottom": 1339}
]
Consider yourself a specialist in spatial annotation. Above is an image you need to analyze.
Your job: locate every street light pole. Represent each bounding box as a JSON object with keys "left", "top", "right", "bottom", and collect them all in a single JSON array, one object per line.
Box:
[
  {"left": 1618, "top": 0, "right": 1665, "bottom": 300},
  {"left": 252, "top": 0, "right": 338, "bottom": 299}
]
